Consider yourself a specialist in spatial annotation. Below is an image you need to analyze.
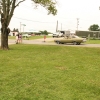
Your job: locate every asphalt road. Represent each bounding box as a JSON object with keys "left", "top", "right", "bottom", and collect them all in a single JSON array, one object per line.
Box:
[{"left": 1, "top": 38, "right": 100, "bottom": 48}]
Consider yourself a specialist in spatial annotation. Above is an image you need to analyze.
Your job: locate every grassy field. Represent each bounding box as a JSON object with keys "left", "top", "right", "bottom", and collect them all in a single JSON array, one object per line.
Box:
[
  {"left": 8, "top": 35, "right": 51, "bottom": 40},
  {"left": 9, "top": 36, "right": 100, "bottom": 44},
  {"left": 86, "top": 39, "right": 100, "bottom": 44},
  {"left": 0, "top": 44, "right": 100, "bottom": 100}
]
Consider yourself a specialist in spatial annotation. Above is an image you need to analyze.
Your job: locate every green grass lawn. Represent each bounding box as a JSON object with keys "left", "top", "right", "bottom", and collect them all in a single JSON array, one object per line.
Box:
[
  {"left": 86, "top": 39, "right": 100, "bottom": 44},
  {"left": 8, "top": 35, "right": 52, "bottom": 40},
  {"left": 0, "top": 44, "right": 100, "bottom": 100},
  {"left": 9, "top": 36, "right": 100, "bottom": 45},
  {"left": 29, "top": 35, "right": 51, "bottom": 40}
]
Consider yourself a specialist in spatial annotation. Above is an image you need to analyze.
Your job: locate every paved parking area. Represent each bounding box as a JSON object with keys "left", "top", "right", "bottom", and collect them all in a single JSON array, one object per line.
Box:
[
  {"left": 1, "top": 38, "right": 100, "bottom": 48},
  {"left": 22, "top": 38, "right": 100, "bottom": 48}
]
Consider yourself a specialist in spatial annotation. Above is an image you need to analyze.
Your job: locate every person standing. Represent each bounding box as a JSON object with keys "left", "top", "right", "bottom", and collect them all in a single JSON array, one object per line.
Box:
[
  {"left": 19, "top": 33, "right": 22, "bottom": 43},
  {"left": 44, "top": 35, "right": 46, "bottom": 42},
  {"left": 16, "top": 33, "right": 19, "bottom": 44}
]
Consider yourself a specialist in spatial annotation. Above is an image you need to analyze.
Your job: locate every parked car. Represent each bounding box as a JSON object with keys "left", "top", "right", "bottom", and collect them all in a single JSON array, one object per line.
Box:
[
  {"left": 54, "top": 35, "right": 86, "bottom": 45},
  {"left": 52, "top": 32, "right": 64, "bottom": 38},
  {"left": 22, "top": 34, "right": 31, "bottom": 38}
]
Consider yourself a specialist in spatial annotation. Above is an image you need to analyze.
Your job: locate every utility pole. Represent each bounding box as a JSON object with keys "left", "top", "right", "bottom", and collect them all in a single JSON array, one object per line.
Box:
[
  {"left": 61, "top": 23, "right": 62, "bottom": 31},
  {"left": 76, "top": 18, "right": 79, "bottom": 31},
  {"left": 56, "top": 20, "right": 58, "bottom": 32},
  {"left": 23, "top": 24, "right": 26, "bottom": 33},
  {"left": 20, "top": 22, "right": 21, "bottom": 33}
]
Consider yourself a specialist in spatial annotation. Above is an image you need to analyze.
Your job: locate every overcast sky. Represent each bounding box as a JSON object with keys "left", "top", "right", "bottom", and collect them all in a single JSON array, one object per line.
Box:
[{"left": 8, "top": 0, "right": 100, "bottom": 32}]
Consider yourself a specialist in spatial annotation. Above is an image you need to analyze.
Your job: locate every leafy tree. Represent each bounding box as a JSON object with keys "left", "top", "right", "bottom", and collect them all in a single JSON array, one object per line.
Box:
[
  {"left": 16, "top": 29, "right": 19, "bottom": 32},
  {"left": 44, "top": 30, "right": 48, "bottom": 35},
  {"left": 40, "top": 30, "right": 48, "bottom": 35},
  {"left": 0, "top": 0, "right": 57, "bottom": 50},
  {"left": 88, "top": 24, "right": 100, "bottom": 31},
  {"left": 13, "top": 28, "right": 19, "bottom": 32},
  {"left": 13, "top": 28, "right": 16, "bottom": 32}
]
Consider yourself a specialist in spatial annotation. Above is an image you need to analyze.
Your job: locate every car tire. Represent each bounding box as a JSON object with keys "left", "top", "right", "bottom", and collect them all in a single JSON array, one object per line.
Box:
[
  {"left": 61, "top": 43, "right": 64, "bottom": 44},
  {"left": 76, "top": 42, "right": 80, "bottom": 45},
  {"left": 73, "top": 41, "right": 77, "bottom": 45},
  {"left": 57, "top": 41, "right": 60, "bottom": 44}
]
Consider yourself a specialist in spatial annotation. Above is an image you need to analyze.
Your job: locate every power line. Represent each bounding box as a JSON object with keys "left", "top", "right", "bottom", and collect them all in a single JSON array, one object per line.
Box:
[
  {"left": 13, "top": 16, "right": 56, "bottom": 23},
  {"left": 15, "top": 4, "right": 100, "bottom": 22},
  {"left": 77, "top": 18, "right": 79, "bottom": 30}
]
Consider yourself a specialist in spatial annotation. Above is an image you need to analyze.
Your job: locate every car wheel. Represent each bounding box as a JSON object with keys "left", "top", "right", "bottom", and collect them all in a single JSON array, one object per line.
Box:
[
  {"left": 61, "top": 43, "right": 64, "bottom": 44},
  {"left": 57, "top": 41, "right": 60, "bottom": 44},
  {"left": 73, "top": 41, "right": 77, "bottom": 45},
  {"left": 76, "top": 42, "right": 80, "bottom": 45}
]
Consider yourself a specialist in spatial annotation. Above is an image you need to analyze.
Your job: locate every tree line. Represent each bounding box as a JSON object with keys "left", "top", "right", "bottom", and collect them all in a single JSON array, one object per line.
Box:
[{"left": 88, "top": 24, "right": 100, "bottom": 31}]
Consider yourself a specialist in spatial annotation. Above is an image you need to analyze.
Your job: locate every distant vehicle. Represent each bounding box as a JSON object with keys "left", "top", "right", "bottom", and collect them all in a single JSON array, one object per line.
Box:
[
  {"left": 48, "top": 33, "right": 53, "bottom": 36},
  {"left": 52, "top": 32, "right": 64, "bottom": 38},
  {"left": 54, "top": 35, "right": 87, "bottom": 45},
  {"left": 22, "top": 34, "right": 31, "bottom": 39},
  {"left": 22, "top": 34, "right": 31, "bottom": 38}
]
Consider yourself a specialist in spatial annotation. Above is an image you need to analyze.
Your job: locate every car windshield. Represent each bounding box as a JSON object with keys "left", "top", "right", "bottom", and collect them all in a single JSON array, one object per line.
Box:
[{"left": 72, "top": 36, "right": 80, "bottom": 38}]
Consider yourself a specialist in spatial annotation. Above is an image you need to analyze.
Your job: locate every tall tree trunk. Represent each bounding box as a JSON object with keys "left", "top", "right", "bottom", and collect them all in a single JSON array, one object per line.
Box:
[
  {"left": 0, "top": 12, "right": 9, "bottom": 50},
  {"left": 1, "top": 26, "right": 9, "bottom": 50}
]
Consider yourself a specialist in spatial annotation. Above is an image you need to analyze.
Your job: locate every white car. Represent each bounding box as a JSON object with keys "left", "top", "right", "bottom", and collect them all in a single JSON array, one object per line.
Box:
[
  {"left": 22, "top": 34, "right": 31, "bottom": 39},
  {"left": 52, "top": 32, "right": 64, "bottom": 38},
  {"left": 22, "top": 34, "right": 31, "bottom": 38}
]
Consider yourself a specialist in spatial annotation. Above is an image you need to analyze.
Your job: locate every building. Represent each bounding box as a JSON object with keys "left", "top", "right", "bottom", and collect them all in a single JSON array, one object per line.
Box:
[
  {"left": 76, "top": 30, "right": 100, "bottom": 38},
  {"left": 9, "top": 31, "right": 19, "bottom": 36}
]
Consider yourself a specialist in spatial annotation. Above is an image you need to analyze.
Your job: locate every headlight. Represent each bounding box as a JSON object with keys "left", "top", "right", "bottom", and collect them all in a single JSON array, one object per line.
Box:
[{"left": 83, "top": 39, "right": 86, "bottom": 42}]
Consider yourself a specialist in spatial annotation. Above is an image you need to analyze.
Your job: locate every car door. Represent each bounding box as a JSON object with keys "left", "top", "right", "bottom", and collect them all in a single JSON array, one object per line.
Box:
[{"left": 61, "top": 38, "right": 72, "bottom": 43}]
